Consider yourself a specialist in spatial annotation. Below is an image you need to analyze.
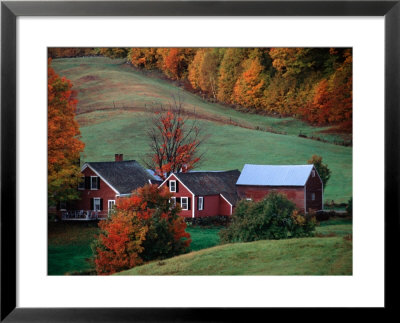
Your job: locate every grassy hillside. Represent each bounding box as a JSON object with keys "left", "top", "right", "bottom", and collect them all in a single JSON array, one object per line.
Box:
[
  {"left": 116, "top": 236, "right": 352, "bottom": 275},
  {"left": 52, "top": 57, "right": 352, "bottom": 203},
  {"left": 52, "top": 57, "right": 350, "bottom": 143}
]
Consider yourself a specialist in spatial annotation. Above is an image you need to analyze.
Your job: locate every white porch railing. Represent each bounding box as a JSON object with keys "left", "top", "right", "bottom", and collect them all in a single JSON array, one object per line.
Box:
[{"left": 61, "top": 210, "right": 106, "bottom": 221}]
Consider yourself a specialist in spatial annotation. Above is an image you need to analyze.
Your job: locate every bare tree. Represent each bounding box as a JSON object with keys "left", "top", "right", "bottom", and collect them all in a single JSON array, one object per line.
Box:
[{"left": 144, "top": 97, "right": 207, "bottom": 180}]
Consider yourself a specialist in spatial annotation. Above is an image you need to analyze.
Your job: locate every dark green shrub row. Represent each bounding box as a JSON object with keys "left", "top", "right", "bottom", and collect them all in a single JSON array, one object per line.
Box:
[
  {"left": 315, "top": 209, "right": 351, "bottom": 222},
  {"left": 185, "top": 216, "right": 231, "bottom": 227}
]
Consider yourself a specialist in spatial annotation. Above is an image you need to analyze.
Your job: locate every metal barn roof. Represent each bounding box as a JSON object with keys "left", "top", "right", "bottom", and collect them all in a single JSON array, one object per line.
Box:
[{"left": 236, "top": 164, "right": 314, "bottom": 186}]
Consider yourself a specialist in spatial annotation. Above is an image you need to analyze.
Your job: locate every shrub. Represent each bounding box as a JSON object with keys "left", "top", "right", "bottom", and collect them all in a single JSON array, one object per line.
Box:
[
  {"left": 92, "top": 184, "right": 191, "bottom": 275},
  {"left": 219, "top": 192, "right": 316, "bottom": 243}
]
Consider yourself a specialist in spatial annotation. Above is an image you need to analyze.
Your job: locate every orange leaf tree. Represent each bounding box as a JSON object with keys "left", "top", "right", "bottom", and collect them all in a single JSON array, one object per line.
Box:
[
  {"left": 232, "top": 56, "right": 266, "bottom": 110},
  {"left": 93, "top": 184, "right": 191, "bottom": 274},
  {"left": 48, "top": 59, "right": 85, "bottom": 206},
  {"left": 144, "top": 98, "right": 206, "bottom": 180}
]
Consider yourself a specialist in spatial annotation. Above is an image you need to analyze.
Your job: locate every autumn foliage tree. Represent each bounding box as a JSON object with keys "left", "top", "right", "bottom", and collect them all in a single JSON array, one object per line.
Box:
[
  {"left": 128, "top": 48, "right": 159, "bottom": 69},
  {"left": 48, "top": 59, "right": 85, "bottom": 206},
  {"left": 217, "top": 48, "right": 246, "bottom": 103},
  {"left": 93, "top": 184, "right": 191, "bottom": 275},
  {"left": 97, "top": 48, "right": 129, "bottom": 59},
  {"left": 232, "top": 56, "right": 266, "bottom": 110},
  {"left": 144, "top": 98, "right": 206, "bottom": 180}
]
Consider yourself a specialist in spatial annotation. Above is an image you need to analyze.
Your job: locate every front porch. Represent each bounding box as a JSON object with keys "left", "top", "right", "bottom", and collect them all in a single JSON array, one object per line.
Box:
[{"left": 61, "top": 210, "right": 108, "bottom": 221}]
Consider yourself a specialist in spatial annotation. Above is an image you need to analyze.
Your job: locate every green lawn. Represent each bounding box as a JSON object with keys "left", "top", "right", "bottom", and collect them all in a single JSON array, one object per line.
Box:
[
  {"left": 116, "top": 236, "right": 352, "bottom": 275},
  {"left": 48, "top": 222, "right": 98, "bottom": 275},
  {"left": 186, "top": 226, "right": 222, "bottom": 251},
  {"left": 48, "top": 219, "right": 351, "bottom": 275}
]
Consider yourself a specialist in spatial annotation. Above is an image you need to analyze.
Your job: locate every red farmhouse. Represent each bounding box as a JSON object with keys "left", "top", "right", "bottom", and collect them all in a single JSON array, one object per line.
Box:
[
  {"left": 236, "top": 164, "right": 323, "bottom": 212},
  {"left": 159, "top": 170, "right": 241, "bottom": 218},
  {"left": 60, "top": 154, "right": 158, "bottom": 220}
]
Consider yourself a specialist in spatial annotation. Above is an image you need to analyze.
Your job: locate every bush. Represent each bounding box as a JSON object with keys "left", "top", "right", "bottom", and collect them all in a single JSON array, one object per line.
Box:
[
  {"left": 92, "top": 184, "right": 191, "bottom": 275},
  {"left": 219, "top": 192, "right": 316, "bottom": 243}
]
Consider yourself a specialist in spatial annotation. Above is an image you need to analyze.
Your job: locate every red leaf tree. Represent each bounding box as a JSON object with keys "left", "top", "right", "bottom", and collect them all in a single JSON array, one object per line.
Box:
[
  {"left": 93, "top": 184, "right": 191, "bottom": 275},
  {"left": 144, "top": 98, "right": 207, "bottom": 180}
]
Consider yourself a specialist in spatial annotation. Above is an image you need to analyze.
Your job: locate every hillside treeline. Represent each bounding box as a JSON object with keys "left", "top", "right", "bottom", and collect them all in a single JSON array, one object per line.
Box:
[{"left": 49, "top": 47, "right": 352, "bottom": 132}]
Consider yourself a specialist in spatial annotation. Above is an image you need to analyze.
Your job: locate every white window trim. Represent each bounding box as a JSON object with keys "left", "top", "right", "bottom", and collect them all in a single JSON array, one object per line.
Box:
[
  {"left": 170, "top": 197, "right": 176, "bottom": 206},
  {"left": 108, "top": 200, "right": 115, "bottom": 215},
  {"left": 198, "top": 196, "right": 204, "bottom": 211},
  {"left": 181, "top": 197, "right": 189, "bottom": 210},
  {"left": 158, "top": 174, "right": 195, "bottom": 218},
  {"left": 91, "top": 176, "right": 99, "bottom": 190},
  {"left": 93, "top": 197, "right": 101, "bottom": 211},
  {"left": 169, "top": 180, "right": 176, "bottom": 192}
]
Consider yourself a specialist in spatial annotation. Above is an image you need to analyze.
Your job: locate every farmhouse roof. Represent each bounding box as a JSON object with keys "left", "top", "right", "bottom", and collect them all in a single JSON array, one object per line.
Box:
[
  {"left": 236, "top": 164, "right": 314, "bottom": 186},
  {"left": 175, "top": 170, "right": 241, "bottom": 205},
  {"left": 84, "top": 160, "right": 157, "bottom": 194}
]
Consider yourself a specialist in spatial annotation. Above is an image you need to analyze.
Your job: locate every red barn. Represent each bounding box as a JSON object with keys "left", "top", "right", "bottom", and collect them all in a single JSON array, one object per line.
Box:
[
  {"left": 60, "top": 154, "right": 158, "bottom": 220},
  {"left": 158, "top": 170, "right": 241, "bottom": 218},
  {"left": 236, "top": 164, "right": 323, "bottom": 213}
]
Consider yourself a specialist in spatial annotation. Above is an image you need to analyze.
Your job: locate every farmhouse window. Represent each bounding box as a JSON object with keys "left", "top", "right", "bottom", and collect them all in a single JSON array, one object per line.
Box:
[
  {"left": 78, "top": 176, "right": 85, "bottom": 190},
  {"left": 108, "top": 200, "right": 115, "bottom": 216},
  {"left": 312, "top": 170, "right": 316, "bottom": 177},
  {"left": 181, "top": 197, "right": 189, "bottom": 210},
  {"left": 91, "top": 176, "right": 100, "bottom": 190},
  {"left": 169, "top": 180, "right": 176, "bottom": 192},
  {"left": 170, "top": 197, "right": 176, "bottom": 206},
  {"left": 311, "top": 193, "right": 315, "bottom": 201},
  {"left": 198, "top": 197, "right": 204, "bottom": 211},
  {"left": 91, "top": 198, "right": 103, "bottom": 211}
]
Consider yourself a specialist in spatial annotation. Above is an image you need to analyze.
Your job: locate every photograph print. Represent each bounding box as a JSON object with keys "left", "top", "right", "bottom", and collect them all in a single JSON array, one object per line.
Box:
[{"left": 48, "top": 47, "right": 352, "bottom": 276}]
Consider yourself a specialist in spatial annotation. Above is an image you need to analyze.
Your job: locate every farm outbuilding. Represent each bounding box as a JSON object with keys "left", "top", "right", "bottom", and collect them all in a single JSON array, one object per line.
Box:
[
  {"left": 236, "top": 164, "right": 323, "bottom": 213},
  {"left": 159, "top": 170, "right": 241, "bottom": 218}
]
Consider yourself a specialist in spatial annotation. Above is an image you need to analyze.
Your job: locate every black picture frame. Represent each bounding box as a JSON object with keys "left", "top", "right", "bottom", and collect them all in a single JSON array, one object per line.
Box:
[{"left": 1, "top": 0, "right": 399, "bottom": 321}]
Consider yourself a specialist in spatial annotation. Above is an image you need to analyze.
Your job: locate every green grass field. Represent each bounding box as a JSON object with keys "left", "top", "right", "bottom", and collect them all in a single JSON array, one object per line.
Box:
[
  {"left": 48, "top": 218, "right": 351, "bottom": 275},
  {"left": 117, "top": 236, "right": 352, "bottom": 275},
  {"left": 48, "top": 222, "right": 98, "bottom": 275}
]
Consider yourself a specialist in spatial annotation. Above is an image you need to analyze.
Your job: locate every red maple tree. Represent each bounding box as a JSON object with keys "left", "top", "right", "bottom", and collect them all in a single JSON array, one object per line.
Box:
[
  {"left": 93, "top": 184, "right": 191, "bottom": 275},
  {"left": 144, "top": 99, "right": 206, "bottom": 180}
]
